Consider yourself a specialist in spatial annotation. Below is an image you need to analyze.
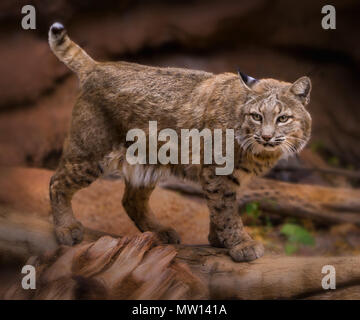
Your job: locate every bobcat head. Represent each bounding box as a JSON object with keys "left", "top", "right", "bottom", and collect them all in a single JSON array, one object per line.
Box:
[{"left": 237, "top": 72, "right": 312, "bottom": 157}]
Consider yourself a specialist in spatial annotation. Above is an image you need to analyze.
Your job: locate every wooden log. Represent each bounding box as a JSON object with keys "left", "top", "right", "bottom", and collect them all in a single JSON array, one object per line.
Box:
[
  {"left": 2, "top": 207, "right": 360, "bottom": 300},
  {"left": 161, "top": 176, "right": 360, "bottom": 225},
  {"left": 272, "top": 165, "right": 360, "bottom": 181}
]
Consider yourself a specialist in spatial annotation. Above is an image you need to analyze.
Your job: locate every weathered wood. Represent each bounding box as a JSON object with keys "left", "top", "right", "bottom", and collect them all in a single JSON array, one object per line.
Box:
[
  {"left": 2, "top": 207, "right": 360, "bottom": 300},
  {"left": 272, "top": 165, "right": 360, "bottom": 180},
  {"left": 161, "top": 177, "right": 360, "bottom": 225}
]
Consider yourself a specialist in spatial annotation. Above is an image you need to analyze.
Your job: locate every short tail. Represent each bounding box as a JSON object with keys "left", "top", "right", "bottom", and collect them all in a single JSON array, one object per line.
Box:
[{"left": 48, "top": 22, "right": 96, "bottom": 78}]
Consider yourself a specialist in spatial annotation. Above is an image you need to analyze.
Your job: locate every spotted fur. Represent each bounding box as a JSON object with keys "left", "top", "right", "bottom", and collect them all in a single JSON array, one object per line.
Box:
[{"left": 48, "top": 23, "right": 311, "bottom": 262}]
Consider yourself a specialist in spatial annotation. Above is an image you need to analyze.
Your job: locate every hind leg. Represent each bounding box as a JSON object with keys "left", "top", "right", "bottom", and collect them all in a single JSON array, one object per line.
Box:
[
  {"left": 49, "top": 159, "right": 102, "bottom": 245},
  {"left": 122, "top": 180, "right": 181, "bottom": 244}
]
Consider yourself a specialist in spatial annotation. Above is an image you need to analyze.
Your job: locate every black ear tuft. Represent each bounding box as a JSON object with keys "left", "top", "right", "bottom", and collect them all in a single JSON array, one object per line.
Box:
[{"left": 237, "top": 69, "right": 258, "bottom": 87}]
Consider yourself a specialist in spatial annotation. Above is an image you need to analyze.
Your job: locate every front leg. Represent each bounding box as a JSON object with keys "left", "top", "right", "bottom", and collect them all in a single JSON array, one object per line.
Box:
[{"left": 201, "top": 167, "right": 264, "bottom": 262}]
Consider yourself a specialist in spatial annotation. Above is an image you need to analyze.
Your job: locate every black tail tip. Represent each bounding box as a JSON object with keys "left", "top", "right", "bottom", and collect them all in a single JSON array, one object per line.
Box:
[{"left": 50, "top": 22, "right": 65, "bottom": 36}]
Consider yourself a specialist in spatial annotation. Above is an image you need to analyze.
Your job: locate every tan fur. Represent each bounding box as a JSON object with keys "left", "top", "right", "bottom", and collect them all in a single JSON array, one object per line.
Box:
[{"left": 48, "top": 23, "right": 311, "bottom": 262}]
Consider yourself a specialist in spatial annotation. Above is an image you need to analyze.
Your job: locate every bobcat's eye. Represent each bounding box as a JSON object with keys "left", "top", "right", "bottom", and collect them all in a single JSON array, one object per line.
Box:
[
  {"left": 251, "top": 113, "right": 262, "bottom": 122},
  {"left": 277, "top": 115, "right": 289, "bottom": 123}
]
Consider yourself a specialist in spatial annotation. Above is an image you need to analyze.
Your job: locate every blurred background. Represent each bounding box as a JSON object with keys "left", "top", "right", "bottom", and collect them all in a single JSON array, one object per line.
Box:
[
  {"left": 0, "top": 0, "right": 360, "bottom": 171},
  {"left": 1, "top": 0, "right": 360, "bottom": 278}
]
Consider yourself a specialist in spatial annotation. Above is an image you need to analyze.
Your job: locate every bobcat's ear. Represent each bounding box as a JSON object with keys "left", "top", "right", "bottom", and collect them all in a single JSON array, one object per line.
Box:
[
  {"left": 290, "top": 76, "right": 312, "bottom": 106},
  {"left": 237, "top": 70, "right": 258, "bottom": 90}
]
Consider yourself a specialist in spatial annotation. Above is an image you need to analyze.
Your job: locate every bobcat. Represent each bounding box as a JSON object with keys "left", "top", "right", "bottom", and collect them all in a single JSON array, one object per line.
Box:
[{"left": 48, "top": 22, "right": 311, "bottom": 262}]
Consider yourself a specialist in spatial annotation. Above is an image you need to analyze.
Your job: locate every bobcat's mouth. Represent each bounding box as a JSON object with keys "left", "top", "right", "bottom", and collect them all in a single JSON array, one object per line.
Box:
[
  {"left": 258, "top": 141, "right": 284, "bottom": 152},
  {"left": 259, "top": 136, "right": 285, "bottom": 151},
  {"left": 238, "top": 134, "right": 282, "bottom": 153},
  {"left": 261, "top": 143, "right": 277, "bottom": 151},
  {"left": 262, "top": 142, "right": 275, "bottom": 147},
  {"left": 253, "top": 135, "right": 282, "bottom": 150}
]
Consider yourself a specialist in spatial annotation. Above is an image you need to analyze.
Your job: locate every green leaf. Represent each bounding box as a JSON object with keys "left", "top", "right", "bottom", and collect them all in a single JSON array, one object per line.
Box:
[
  {"left": 285, "top": 242, "right": 298, "bottom": 255},
  {"left": 280, "top": 223, "right": 315, "bottom": 246},
  {"left": 245, "top": 202, "right": 259, "bottom": 215},
  {"left": 245, "top": 202, "right": 261, "bottom": 225}
]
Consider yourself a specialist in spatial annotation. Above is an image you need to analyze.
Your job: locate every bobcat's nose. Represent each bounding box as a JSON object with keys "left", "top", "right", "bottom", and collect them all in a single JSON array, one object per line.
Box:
[{"left": 261, "top": 134, "right": 272, "bottom": 142}]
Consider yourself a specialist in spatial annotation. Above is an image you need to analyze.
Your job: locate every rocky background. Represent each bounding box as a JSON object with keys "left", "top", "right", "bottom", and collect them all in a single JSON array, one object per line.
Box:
[
  {"left": 1, "top": 0, "right": 360, "bottom": 299},
  {"left": 1, "top": 0, "right": 360, "bottom": 169}
]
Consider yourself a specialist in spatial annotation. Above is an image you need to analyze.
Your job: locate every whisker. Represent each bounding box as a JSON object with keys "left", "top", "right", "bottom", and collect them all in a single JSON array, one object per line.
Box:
[
  {"left": 283, "top": 140, "right": 297, "bottom": 154},
  {"left": 289, "top": 136, "right": 307, "bottom": 143}
]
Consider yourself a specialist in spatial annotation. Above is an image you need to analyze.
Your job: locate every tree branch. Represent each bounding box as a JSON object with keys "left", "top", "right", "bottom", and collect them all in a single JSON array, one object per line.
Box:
[
  {"left": 161, "top": 177, "right": 360, "bottom": 225},
  {"left": 2, "top": 207, "right": 360, "bottom": 300}
]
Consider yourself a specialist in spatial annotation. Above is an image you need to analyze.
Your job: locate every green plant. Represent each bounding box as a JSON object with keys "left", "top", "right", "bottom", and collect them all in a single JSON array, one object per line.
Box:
[
  {"left": 245, "top": 202, "right": 261, "bottom": 223},
  {"left": 280, "top": 223, "right": 315, "bottom": 255},
  {"left": 245, "top": 201, "right": 274, "bottom": 231},
  {"left": 264, "top": 214, "right": 273, "bottom": 230},
  {"left": 328, "top": 156, "right": 340, "bottom": 167}
]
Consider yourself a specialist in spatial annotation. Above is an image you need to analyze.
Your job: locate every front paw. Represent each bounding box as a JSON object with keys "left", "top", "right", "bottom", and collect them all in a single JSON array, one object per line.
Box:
[
  {"left": 229, "top": 240, "right": 264, "bottom": 262},
  {"left": 208, "top": 232, "right": 225, "bottom": 248},
  {"left": 54, "top": 220, "right": 84, "bottom": 246},
  {"left": 155, "top": 227, "right": 181, "bottom": 244}
]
